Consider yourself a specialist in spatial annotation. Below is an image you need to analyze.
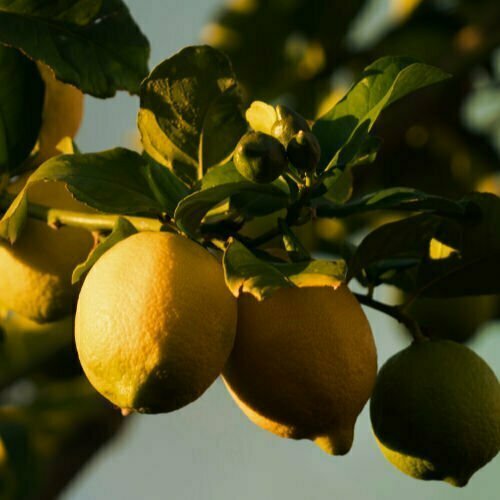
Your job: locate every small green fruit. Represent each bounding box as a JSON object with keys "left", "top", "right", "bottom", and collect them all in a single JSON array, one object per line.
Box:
[
  {"left": 271, "top": 105, "right": 310, "bottom": 145},
  {"left": 287, "top": 130, "right": 321, "bottom": 172},
  {"left": 234, "top": 132, "right": 287, "bottom": 184}
]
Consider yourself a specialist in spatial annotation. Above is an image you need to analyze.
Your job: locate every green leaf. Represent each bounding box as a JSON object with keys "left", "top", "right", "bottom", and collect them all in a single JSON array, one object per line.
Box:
[
  {"left": 0, "top": 0, "right": 150, "bottom": 97},
  {"left": 223, "top": 239, "right": 346, "bottom": 300},
  {"left": 143, "top": 155, "right": 191, "bottom": 216},
  {"left": 0, "top": 192, "right": 28, "bottom": 243},
  {"left": 416, "top": 193, "right": 500, "bottom": 296},
  {"left": 275, "top": 259, "right": 347, "bottom": 288},
  {"left": 223, "top": 239, "right": 293, "bottom": 300},
  {"left": 313, "top": 57, "right": 450, "bottom": 170},
  {"left": 0, "top": 148, "right": 166, "bottom": 242},
  {"left": 201, "top": 162, "right": 245, "bottom": 189},
  {"left": 0, "top": 46, "right": 44, "bottom": 175},
  {"left": 347, "top": 213, "right": 451, "bottom": 283},
  {"left": 279, "top": 219, "right": 310, "bottom": 262},
  {"left": 202, "top": 162, "right": 290, "bottom": 218},
  {"left": 322, "top": 169, "right": 354, "bottom": 204},
  {"left": 72, "top": 217, "right": 137, "bottom": 284},
  {"left": 32, "top": 148, "right": 165, "bottom": 213},
  {"left": 175, "top": 181, "right": 289, "bottom": 237},
  {"left": 348, "top": 193, "right": 500, "bottom": 296},
  {"left": 316, "top": 188, "right": 465, "bottom": 218},
  {"left": 138, "top": 45, "right": 246, "bottom": 184}
]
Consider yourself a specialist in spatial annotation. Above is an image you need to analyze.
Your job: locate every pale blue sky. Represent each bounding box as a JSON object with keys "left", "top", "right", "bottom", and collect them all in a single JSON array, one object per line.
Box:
[{"left": 64, "top": 1, "right": 499, "bottom": 498}]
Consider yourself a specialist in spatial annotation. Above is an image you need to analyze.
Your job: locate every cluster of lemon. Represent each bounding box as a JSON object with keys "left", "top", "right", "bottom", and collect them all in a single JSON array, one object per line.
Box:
[
  {"left": 0, "top": 94, "right": 498, "bottom": 488},
  {"left": 1, "top": 217, "right": 499, "bottom": 486}
]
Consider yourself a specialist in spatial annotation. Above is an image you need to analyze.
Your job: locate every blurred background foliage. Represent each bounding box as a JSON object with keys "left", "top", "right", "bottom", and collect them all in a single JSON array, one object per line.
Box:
[
  {"left": 204, "top": 0, "right": 500, "bottom": 338},
  {"left": 1, "top": 1, "right": 499, "bottom": 498}
]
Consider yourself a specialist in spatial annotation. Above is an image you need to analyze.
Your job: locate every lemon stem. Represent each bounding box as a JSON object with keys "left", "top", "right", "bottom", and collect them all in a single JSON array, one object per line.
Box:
[{"left": 354, "top": 293, "right": 427, "bottom": 342}]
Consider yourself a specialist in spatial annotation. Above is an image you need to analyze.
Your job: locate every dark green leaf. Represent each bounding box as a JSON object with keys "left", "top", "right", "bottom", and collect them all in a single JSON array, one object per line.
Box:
[
  {"left": 72, "top": 217, "right": 137, "bottom": 283},
  {"left": 347, "top": 213, "right": 452, "bottom": 283},
  {"left": 416, "top": 193, "right": 500, "bottom": 296},
  {"left": 138, "top": 45, "right": 246, "bottom": 184},
  {"left": 321, "top": 169, "right": 353, "bottom": 204},
  {"left": 143, "top": 155, "right": 190, "bottom": 216},
  {"left": 0, "top": 0, "right": 150, "bottom": 97},
  {"left": 32, "top": 148, "right": 165, "bottom": 214},
  {"left": 201, "top": 162, "right": 245, "bottom": 189},
  {"left": 0, "top": 46, "right": 44, "bottom": 174},
  {"left": 313, "top": 57, "right": 450, "bottom": 170},
  {"left": 316, "top": 187, "right": 464, "bottom": 218},
  {"left": 175, "top": 181, "right": 289, "bottom": 237},
  {"left": 349, "top": 193, "right": 500, "bottom": 296},
  {"left": 279, "top": 219, "right": 310, "bottom": 261},
  {"left": 0, "top": 148, "right": 165, "bottom": 242},
  {"left": 202, "top": 162, "right": 290, "bottom": 219}
]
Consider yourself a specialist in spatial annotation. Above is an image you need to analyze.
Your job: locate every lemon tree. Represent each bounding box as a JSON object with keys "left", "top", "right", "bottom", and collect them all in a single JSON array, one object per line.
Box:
[{"left": 0, "top": 1, "right": 498, "bottom": 497}]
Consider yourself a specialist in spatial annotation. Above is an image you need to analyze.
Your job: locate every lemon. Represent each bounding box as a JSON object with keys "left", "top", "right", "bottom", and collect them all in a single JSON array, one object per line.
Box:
[
  {"left": 75, "top": 232, "right": 237, "bottom": 414},
  {"left": 370, "top": 340, "right": 500, "bottom": 486},
  {"left": 0, "top": 179, "right": 93, "bottom": 322},
  {"left": 0, "top": 305, "right": 73, "bottom": 386},
  {"left": 34, "top": 63, "right": 84, "bottom": 164},
  {"left": 407, "top": 295, "right": 498, "bottom": 342},
  {"left": 223, "top": 285, "right": 377, "bottom": 455}
]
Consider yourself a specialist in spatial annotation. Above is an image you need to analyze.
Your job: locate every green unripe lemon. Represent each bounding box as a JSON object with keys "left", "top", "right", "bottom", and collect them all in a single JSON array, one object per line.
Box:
[
  {"left": 234, "top": 131, "right": 287, "bottom": 183},
  {"left": 370, "top": 340, "right": 500, "bottom": 487},
  {"left": 75, "top": 232, "right": 237, "bottom": 414}
]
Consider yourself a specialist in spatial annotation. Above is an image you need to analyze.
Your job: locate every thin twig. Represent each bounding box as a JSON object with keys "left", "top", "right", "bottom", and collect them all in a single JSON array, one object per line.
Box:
[{"left": 354, "top": 292, "right": 427, "bottom": 342}]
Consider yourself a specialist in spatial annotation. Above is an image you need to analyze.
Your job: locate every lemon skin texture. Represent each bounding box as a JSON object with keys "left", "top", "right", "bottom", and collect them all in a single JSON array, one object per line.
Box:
[
  {"left": 223, "top": 285, "right": 377, "bottom": 455},
  {"left": 0, "top": 180, "right": 93, "bottom": 323},
  {"left": 370, "top": 340, "right": 500, "bottom": 486},
  {"left": 75, "top": 232, "right": 237, "bottom": 414}
]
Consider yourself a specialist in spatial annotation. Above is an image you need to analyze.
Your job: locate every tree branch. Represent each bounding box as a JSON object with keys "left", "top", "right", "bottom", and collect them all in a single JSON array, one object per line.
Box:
[
  {"left": 354, "top": 292, "right": 427, "bottom": 342},
  {"left": 0, "top": 195, "right": 172, "bottom": 233}
]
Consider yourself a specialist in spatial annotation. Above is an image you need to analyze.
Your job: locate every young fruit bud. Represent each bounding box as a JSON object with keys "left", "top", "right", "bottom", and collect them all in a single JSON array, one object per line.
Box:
[
  {"left": 233, "top": 131, "right": 288, "bottom": 184},
  {"left": 271, "top": 104, "right": 310, "bottom": 146},
  {"left": 287, "top": 130, "right": 321, "bottom": 173}
]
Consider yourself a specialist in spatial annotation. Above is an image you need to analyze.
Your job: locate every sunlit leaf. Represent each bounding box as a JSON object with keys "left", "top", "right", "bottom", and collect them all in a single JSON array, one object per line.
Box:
[
  {"left": 138, "top": 46, "right": 246, "bottom": 184},
  {"left": 72, "top": 217, "right": 137, "bottom": 284},
  {"left": 313, "top": 56, "right": 450, "bottom": 170},
  {"left": 223, "top": 239, "right": 345, "bottom": 300}
]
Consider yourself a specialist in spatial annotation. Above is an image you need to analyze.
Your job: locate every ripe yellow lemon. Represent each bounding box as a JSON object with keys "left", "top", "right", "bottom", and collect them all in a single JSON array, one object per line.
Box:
[
  {"left": 75, "top": 232, "right": 237, "bottom": 414},
  {"left": 223, "top": 285, "right": 377, "bottom": 455},
  {"left": 0, "top": 180, "right": 93, "bottom": 322},
  {"left": 34, "top": 63, "right": 84, "bottom": 163},
  {"left": 370, "top": 340, "right": 500, "bottom": 486}
]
